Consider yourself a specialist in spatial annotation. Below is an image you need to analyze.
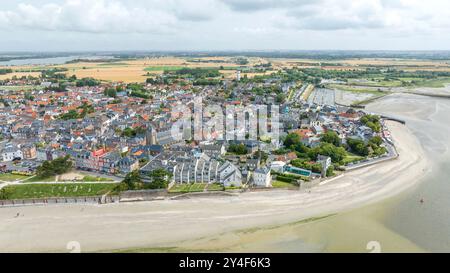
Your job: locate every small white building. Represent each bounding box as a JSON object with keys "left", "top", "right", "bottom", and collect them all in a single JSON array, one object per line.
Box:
[
  {"left": 253, "top": 168, "right": 272, "bottom": 188},
  {"left": 270, "top": 161, "right": 286, "bottom": 173},
  {"left": 1, "top": 146, "right": 23, "bottom": 162},
  {"left": 219, "top": 161, "right": 243, "bottom": 187},
  {"left": 317, "top": 155, "right": 332, "bottom": 177}
]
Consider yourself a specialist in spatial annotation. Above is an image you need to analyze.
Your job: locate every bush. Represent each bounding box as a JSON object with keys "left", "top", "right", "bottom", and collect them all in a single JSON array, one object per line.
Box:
[{"left": 35, "top": 155, "right": 73, "bottom": 179}]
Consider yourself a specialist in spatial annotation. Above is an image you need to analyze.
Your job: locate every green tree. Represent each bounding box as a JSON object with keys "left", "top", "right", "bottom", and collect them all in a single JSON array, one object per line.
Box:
[
  {"left": 121, "top": 170, "right": 143, "bottom": 190},
  {"left": 318, "top": 143, "right": 347, "bottom": 163},
  {"left": 147, "top": 169, "right": 172, "bottom": 189},
  {"left": 104, "top": 88, "right": 117, "bottom": 98},
  {"left": 347, "top": 138, "right": 370, "bottom": 156},
  {"left": 0, "top": 187, "right": 14, "bottom": 200},
  {"left": 284, "top": 133, "right": 301, "bottom": 149},
  {"left": 321, "top": 131, "right": 341, "bottom": 147},
  {"left": 36, "top": 155, "right": 73, "bottom": 179},
  {"left": 228, "top": 144, "right": 248, "bottom": 155}
]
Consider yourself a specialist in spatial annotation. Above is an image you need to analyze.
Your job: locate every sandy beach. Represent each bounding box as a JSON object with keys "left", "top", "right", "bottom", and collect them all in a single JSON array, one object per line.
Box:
[{"left": 0, "top": 121, "right": 429, "bottom": 253}]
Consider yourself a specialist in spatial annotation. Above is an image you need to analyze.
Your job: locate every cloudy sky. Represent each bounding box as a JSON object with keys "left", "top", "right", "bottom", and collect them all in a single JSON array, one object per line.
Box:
[{"left": 1, "top": 0, "right": 450, "bottom": 51}]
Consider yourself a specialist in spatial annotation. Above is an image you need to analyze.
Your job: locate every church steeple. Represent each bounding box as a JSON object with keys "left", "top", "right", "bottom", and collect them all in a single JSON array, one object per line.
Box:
[{"left": 146, "top": 126, "right": 157, "bottom": 146}]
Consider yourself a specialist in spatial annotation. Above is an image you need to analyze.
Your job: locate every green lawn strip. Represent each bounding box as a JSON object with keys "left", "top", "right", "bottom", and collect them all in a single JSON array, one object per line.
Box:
[
  {"left": 169, "top": 184, "right": 192, "bottom": 193},
  {"left": 24, "top": 176, "right": 57, "bottom": 183},
  {"left": 81, "top": 175, "right": 114, "bottom": 182},
  {"left": 406, "top": 77, "right": 450, "bottom": 88},
  {"left": 206, "top": 183, "right": 224, "bottom": 192},
  {"left": 342, "top": 153, "right": 366, "bottom": 165},
  {"left": 328, "top": 84, "right": 385, "bottom": 95},
  {"left": 347, "top": 79, "right": 403, "bottom": 88},
  {"left": 0, "top": 183, "right": 118, "bottom": 200},
  {"left": 0, "top": 173, "right": 31, "bottom": 182},
  {"left": 169, "top": 183, "right": 207, "bottom": 193},
  {"left": 271, "top": 180, "right": 298, "bottom": 189},
  {"left": 0, "top": 86, "right": 40, "bottom": 91}
]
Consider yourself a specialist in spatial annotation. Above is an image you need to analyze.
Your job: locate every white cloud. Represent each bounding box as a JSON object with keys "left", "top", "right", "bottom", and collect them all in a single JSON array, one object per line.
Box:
[
  {"left": 221, "top": 0, "right": 314, "bottom": 12},
  {"left": 0, "top": 0, "right": 223, "bottom": 34},
  {"left": 1, "top": 0, "right": 450, "bottom": 50},
  {"left": 275, "top": 0, "right": 450, "bottom": 32}
]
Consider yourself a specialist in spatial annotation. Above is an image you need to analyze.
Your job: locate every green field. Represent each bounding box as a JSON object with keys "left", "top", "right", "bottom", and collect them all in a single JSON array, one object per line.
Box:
[
  {"left": 206, "top": 183, "right": 225, "bottom": 191},
  {"left": 346, "top": 77, "right": 450, "bottom": 89},
  {"left": 81, "top": 175, "right": 114, "bottom": 182},
  {"left": 169, "top": 183, "right": 208, "bottom": 193},
  {"left": 24, "top": 176, "right": 57, "bottom": 183},
  {"left": 271, "top": 180, "right": 298, "bottom": 189},
  {"left": 0, "top": 85, "right": 40, "bottom": 91},
  {"left": 329, "top": 84, "right": 386, "bottom": 95},
  {"left": 0, "top": 183, "right": 118, "bottom": 200},
  {"left": 347, "top": 79, "right": 403, "bottom": 88},
  {"left": 0, "top": 173, "right": 30, "bottom": 182},
  {"left": 405, "top": 77, "right": 450, "bottom": 88},
  {"left": 342, "top": 153, "right": 365, "bottom": 165}
]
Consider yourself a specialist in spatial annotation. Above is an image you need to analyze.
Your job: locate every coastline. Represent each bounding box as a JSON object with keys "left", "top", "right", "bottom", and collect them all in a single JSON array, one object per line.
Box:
[{"left": 0, "top": 121, "right": 430, "bottom": 253}]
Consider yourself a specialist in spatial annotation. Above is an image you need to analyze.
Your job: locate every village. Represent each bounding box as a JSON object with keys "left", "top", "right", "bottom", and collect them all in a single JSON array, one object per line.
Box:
[{"left": 0, "top": 64, "right": 396, "bottom": 202}]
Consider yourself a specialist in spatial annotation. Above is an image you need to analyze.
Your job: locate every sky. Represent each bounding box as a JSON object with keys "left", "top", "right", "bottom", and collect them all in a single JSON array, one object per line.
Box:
[{"left": 1, "top": 0, "right": 450, "bottom": 51}]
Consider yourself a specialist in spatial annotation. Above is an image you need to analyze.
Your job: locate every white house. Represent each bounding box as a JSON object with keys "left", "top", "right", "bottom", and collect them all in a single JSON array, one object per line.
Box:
[
  {"left": 1, "top": 146, "right": 23, "bottom": 162},
  {"left": 317, "top": 155, "right": 332, "bottom": 177},
  {"left": 253, "top": 168, "right": 272, "bottom": 188},
  {"left": 218, "top": 161, "right": 242, "bottom": 187},
  {"left": 270, "top": 161, "right": 286, "bottom": 173}
]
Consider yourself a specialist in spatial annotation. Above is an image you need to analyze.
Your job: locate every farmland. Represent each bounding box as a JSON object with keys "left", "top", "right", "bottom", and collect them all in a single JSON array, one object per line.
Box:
[{"left": 0, "top": 56, "right": 274, "bottom": 83}]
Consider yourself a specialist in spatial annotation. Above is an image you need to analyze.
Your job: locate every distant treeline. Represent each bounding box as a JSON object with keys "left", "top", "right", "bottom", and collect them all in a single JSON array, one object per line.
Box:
[
  {"left": 0, "top": 69, "right": 13, "bottom": 75},
  {"left": 65, "top": 58, "right": 121, "bottom": 64},
  {"left": 108, "top": 50, "right": 450, "bottom": 61},
  {"left": 4, "top": 51, "right": 450, "bottom": 62}
]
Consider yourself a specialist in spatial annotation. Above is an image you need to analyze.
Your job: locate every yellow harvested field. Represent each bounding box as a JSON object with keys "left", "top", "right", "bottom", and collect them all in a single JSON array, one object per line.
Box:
[
  {"left": 5, "top": 56, "right": 448, "bottom": 84},
  {"left": 65, "top": 65, "right": 153, "bottom": 83},
  {"left": 55, "top": 57, "right": 258, "bottom": 83}
]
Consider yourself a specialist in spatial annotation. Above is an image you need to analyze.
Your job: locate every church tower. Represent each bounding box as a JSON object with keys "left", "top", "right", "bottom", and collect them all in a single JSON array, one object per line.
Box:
[{"left": 146, "top": 126, "right": 157, "bottom": 146}]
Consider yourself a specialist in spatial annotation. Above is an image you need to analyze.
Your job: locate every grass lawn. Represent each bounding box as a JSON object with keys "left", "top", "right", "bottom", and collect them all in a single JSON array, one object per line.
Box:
[
  {"left": 0, "top": 85, "right": 40, "bottom": 91},
  {"left": 0, "top": 173, "right": 31, "bottom": 182},
  {"left": 407, "top": 77, "right": 450, "bottom": 88},
  {"left": 0, "top": 183, "right": 117, "bottom": 200},
  {"left": 189, "top": 183, "right": 207, "bottom": 192},
  {"left": 225, "top": 186, "right": 242, "bottom": 191},
  {"left": 342, "top": 153, "right": 365, "bottom": 165},
  {"left": 24, "top": 176, "right": 57, "bottom": 183},
  {"left": 346, "top": 77, "right": 450, "bottom": 89},
  {"left": 348, "top": 79, "right": 403, "bottom": 88},
  {"left": 329, "top": 84, "right": 385, "bottom": 96},
  {"left": 169, "top": 183, "right": 207, "bottom": 193},
  {"left": 81, "top": 175, "right": 114, "bottom": 182},
  {"left": 206, "top": 183, "right": 224, "bottom": 192},
  {"left": 272, "top": 180, "right": 298, "bottom": 189}
]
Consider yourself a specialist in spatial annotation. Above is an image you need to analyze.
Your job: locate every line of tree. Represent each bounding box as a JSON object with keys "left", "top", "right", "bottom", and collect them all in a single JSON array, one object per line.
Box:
[
  {"left": 114, "top": 169, "right": 172, "bottom": 192},
  {"left": 361, "top": 114, "right": 382, "bottom": 133},
  {"left": 227, "top": 143, "right": 248, "bottom": 155},
  {"left": 35, "top": 155, "right": 73, "bottom": 179},
  {"left": 76, "top": 77, "right": 101, "bottom": 87},
  {"left": 0, "top": 69, "right": 13, "bottom": 75}
]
